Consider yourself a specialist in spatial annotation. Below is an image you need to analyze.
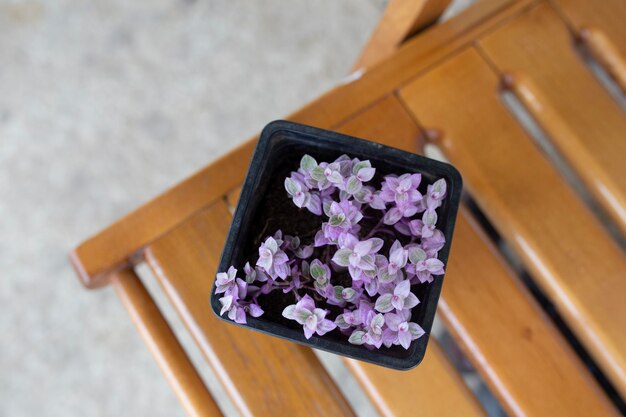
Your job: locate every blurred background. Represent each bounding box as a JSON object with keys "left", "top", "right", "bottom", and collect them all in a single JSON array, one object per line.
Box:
[
  {"left": 0, "top": 1, "right": 481, "bottom": 416},
  {"left": 1, "top": 1, "right": 382, "bottom": 415}
]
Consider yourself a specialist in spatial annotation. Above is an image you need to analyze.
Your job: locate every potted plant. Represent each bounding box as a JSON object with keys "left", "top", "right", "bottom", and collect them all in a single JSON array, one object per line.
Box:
[{"left": 210, "top": 120, "right": 462, "bottom": 369}]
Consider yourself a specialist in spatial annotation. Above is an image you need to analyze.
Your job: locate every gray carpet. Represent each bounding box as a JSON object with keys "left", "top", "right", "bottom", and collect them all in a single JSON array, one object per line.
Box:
[{"left": 0, "top": 1, "right": 473, "bottom": 416}]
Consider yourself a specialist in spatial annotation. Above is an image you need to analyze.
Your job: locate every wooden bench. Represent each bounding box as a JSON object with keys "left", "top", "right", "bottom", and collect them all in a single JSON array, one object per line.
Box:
[{"left": 71, "top": 0, "right": 626, "bottom": 415}]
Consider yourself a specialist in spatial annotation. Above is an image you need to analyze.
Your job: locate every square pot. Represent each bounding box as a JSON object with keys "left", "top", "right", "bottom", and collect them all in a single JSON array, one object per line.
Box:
[{"left": 210, "top": 120, "right": 462, "bottom": 369}]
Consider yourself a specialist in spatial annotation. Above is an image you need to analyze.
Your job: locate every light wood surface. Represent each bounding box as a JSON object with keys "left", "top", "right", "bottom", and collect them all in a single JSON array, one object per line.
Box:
[
  {"left": 345, "top": 343, "right": 485, "bottom": 417},
  {"left": 111, "top": 268, "right": 222, "bottom": 417},
  {"left": 232, "top": 186, "right": 490, "bottom": 416},
  {"left": 145, "top": 201, "right": 356, "bottom": 417},
  {"left": 71, "top": 0, "right": 533, "bottom": 288},
  {"left": 293, "top": 0, "right": 530, "bottom": 131},
  {"left": 552, "top": 0, "right": 626, "bottom": 58},
  {"left": 71, "top": 139, "right": 255, "bottom": 288},
  {"left": 441, "top": 209, "right": 618, "bottom": 416},
  {"left": 352, "top": 0, "right": 452, "bottom": 71},
  {"left": 219, "top": 95, "right": 487, "bottom": 417},
  {"left": 400, "top": 47, "right": 626, "bottom": 399},
  {"left": 336, "top": 86, "right": 619, "bottom": 416},
  {"left": 479, "top": 2, "right": 626, "bottom": 235},
  {"left": 227, "top": 93, "right": 618, "bottom": 416},
  {"left": 304, "top": 96, "right": 486, "bottom": 417},
  {"left": 71, "top": 1, "right": 626, "bottom": 414},
  {"left": 553, "top": 0, "right": 626, "bottom": 91},
  {"left": 579, "top": 27, "right": 626, "bottom": 93}
]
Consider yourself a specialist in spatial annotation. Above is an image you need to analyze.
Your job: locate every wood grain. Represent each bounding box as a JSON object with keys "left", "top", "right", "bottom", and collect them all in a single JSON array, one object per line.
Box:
[
  {"left": 299, "top": 96, "right": 486, "bottom": 416},
  {"left": 70, "top": 1, "right": 626, "bottom": 414},
  {"left": 552, "top": 0, "right": 626, "bottom": 57},
  {"left": 352, "top": 0, "right": 452, "bottom": 71},
  {"left": 71, "top": 0, "right": 535, "bottom": 289},
  {"left": 218, "top": 96, "right": 486, "bottom": 416},
  {"left": 111, "top": 268, "right": 222, "bottom": 417},
  {"left": 479, "top": 2, "right": 626, "bottom": 235},
  {"left": 226, "top": 94, "right": 616, "bottom": 416},
  {"left": 580, "top": 27, "right": 626, "bottom": 93},
  {"left": 145, "top": 201, "right": 356, "bottom": 417},
  {"left": 399, "top": 47, "right": 626, "bottom": 399},
  {"left": 293, "top": 0, "right": 529, "bottom": 132},
  {"left": 345, "top": 343, "right": 485, "bottom": 417},
  {"left": 71, "top": 139, "right": 255, "bottom": 288},
  {"left": 440, "top": 209, "right": 618, "bottom": 416},
  {"left": 553, "top": 0, "right": 626, "bottom": 91}
]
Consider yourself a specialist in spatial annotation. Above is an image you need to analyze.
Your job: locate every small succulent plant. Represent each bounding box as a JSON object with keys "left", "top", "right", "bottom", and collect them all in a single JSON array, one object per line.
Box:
[{"left": 215, "top": 154, "right": 447, "bottom": 350}]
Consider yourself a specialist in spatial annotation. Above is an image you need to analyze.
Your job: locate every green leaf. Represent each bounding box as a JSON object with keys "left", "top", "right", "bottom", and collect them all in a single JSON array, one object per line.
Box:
[
  {"left": 332, "top": 249, "right": 352, "bottom": 267},
  {"left": 284, "top": 178, "right": 299, "bottom": 196},
  {"left": 335, "top": 315, "right": 350, "bottom": 329},
  {"left": 245, "top": 269, "right": 256, "bottom": 284},
  {"left": 352, "top": 160, "right": 371, "bottom": 175},
  {"left": 327, "top": 171, "right": 344, "bottom": 184},
  {"left": 408, "top": 323, "right": 425, "bottom": 338},
  {"left": 310, "top": 264, "right": 324, "bottom": 279},
  {"left": 345, "top": 176, "right": 362, "bottom": 194},
  {"left": 300, "top": 154, "right": 318, "bottom": 172},
  {"left": 408, "top": 247, "right": 427, "bottom": 264},
  {"left": 315, "top": 276, "right": 328, "bottom": 286},
  {"left": 265, "top": 237, "right": 278, "bottom": 253},
  {"left": 311, "top": 166, "right": 326, "bottom": 181},
  {"left": 423, "top": 209, "right": 437, "bottom": 226},
  {"left": 334, "top": 286, "right": 344, "bottom": 299},
  {"left": 371, "top": 313, "right": 384, "bottom": 328},
  {"left": 432, "top": 178, "right": 446, "bottom": 195},
  {"left": 323, "top": 200, "right": 333, "bottom": 217},
  {"left": 282, "top": 305, "right": 296, "bottom": 320},
  {"left": 378, "top": 268, "right": 396, "bottom": 283},
  {"left": 348, "top": 330, "right": 366, "bottom": 345},
  {"left": 329, "top": 213, "right": 346, "bottom": 226},
  {"left": 353, "top": 188, "right": 368, "bottom": 203},
  {"left": 301, "top": 260, "right": 310, "bottom": 277},
  {"left": 342, "top": 287, "right": 356, "bottom": 300},
  {"left": 375, "top": 293, "right": 394, "bottom": 313},
  {"left": 295, "top": 309, "right": 312, "bottom": 323}
]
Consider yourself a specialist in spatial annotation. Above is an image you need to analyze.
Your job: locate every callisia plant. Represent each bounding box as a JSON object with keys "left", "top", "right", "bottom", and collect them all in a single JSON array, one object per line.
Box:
[{"left": 215, "top": 154, "right": 447, "bottom": 350}]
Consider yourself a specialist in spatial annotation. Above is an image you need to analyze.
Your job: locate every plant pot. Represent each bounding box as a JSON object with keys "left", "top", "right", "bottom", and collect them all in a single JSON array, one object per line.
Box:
[{"left": 210, "top": 120, "right": 462, "bottom": 369}]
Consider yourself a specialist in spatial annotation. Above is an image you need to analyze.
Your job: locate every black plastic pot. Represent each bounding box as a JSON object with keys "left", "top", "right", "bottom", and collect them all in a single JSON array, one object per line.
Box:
[{"left": 210, "top": 120, "right": 462, "bottom": 370}]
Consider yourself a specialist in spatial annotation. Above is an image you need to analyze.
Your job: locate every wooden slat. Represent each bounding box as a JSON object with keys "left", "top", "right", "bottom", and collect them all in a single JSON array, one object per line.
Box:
[
  {"left": 554, "top": 0, "right": 626, "bottom": 92},
  {"left": 224, "top": 93, "right": 424, "bottom": 212},
  {"left": 352, "top": 0, "right": 452, "bottom": 71},
  {"left": 72, "top": 0, "right": 536, "bottom": 289},
  {"left": 399, "top": 47, "right": 626, "bottom": 399},
  {"left": 293, "top": 0, "right": 530, "bottom": 131},
  {"left": 111, "top": 268, "right": 222, "bottom": 417},
  {"left": 345, "top": 343, "right": 485, "bottom": 417},
  {"left": 230, "top": 179, "right": 487, "bottom": 414},
  {"left": 580, "top": 28, "right": 626, "bottom": 93},
  {"left": 440, "top": 209, "right": 617, "bottom": 416},
  {"left": 226, "top": 93, "right": 616, "bottom": 415},
  {"left": 244, "top": 95, "right": 484, "bottom": 414},
  {"left": 225, "top": 96, "right": 487, "bottom": 417},
  {"left": 479, "top": 2, "right": 626, "bottom": 235},
  {"left": 333, "top": 94, "right": 422, "bottom": 147},
  {"left": 71, "top": 139, "right": 255, "bottom": 288},
  {"left": 145, "top": 201, "right": 355, "bottom": 417},
  {"left": 335, "top": 92, "right": 616, "bottom": 416},
  {"left": 552, "top": 0, "right": 626, "bottom": 58}
]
